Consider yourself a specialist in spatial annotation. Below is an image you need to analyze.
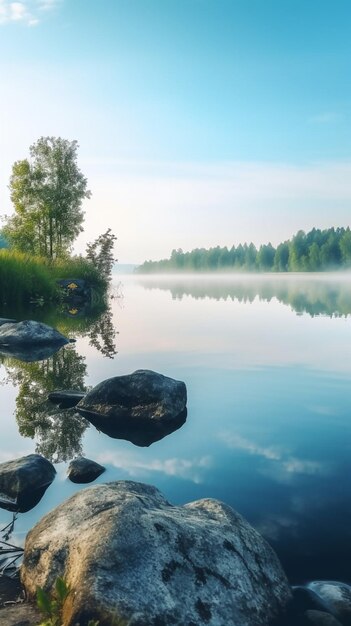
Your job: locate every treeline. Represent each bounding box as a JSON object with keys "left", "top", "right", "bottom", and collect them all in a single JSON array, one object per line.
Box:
[{"left": 138, "top": 228, "right": 351, "bottom": 273}]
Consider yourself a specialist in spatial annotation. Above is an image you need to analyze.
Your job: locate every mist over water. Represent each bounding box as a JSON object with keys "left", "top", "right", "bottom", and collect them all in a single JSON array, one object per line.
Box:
[{"left": 1, "top": 273, "right": 351, "bottom": 585}]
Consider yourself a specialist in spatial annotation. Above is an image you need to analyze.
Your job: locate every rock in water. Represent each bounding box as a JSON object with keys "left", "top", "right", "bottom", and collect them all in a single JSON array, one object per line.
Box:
[
  {"left": 0, "top": 343, "right": 66, "bottom": 363},
  {"left": 48, "top": 389, "right": 86, "bottom": 409},
  {"left": 81, "top": 406, "right": 187, "bottom": 446},
  {"left": 304, "top": 610, "right": 343, "bottom": 625},
  {"left": 67, "top": 457, "right": 105, "bottom": 484},
  {"left": 77, "top": 370, "right": 187, "bottom": 423},
  {"left": 21, "top": 481, "right": 292, "bottom": 626},
  {"left": 0, "top": 317, "right": 17, "bottom": 327},
  {"left": 0, "top": 320, "right": 69, "bottom": 346},
  {"left": 0, "top": 454, "right": 56, "bottom": 513},
  {"left": 308, "top": 582, "right": 351, "bottom": 625}
]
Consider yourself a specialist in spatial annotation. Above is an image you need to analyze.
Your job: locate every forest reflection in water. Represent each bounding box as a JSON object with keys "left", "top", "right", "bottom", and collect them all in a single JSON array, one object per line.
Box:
[
  {"left": 1, "top": 275, "right": 351, "bottom": 584},
  {"left": 138, "top": 273, "right": 351, "bottom": 317},
  {"left": 0, "top": 301, "right": 118, "bottom": 463}
]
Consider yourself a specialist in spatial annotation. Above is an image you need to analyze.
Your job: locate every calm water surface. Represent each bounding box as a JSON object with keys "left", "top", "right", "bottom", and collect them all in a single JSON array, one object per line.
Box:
[{"left": 1, "top": 273, "right": 351, "bottom": 585}]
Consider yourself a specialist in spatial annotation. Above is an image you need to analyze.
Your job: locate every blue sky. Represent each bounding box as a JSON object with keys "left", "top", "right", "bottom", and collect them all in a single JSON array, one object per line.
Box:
[{"left": 0, "top": 0, "right": 350, "bottom": 262}]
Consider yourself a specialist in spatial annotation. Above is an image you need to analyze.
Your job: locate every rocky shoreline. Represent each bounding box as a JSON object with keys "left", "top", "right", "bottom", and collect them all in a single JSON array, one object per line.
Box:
[
  {"left": 0, "top": 360, "right": 349, "bottom": 625},
  {"left": 1, "top": 483, "right": 351, "bottom": 625}
]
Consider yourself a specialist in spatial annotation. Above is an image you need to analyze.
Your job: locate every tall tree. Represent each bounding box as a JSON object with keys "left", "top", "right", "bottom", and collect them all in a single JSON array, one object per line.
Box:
[{"left": 4, "top": 137, "right": 91, "bottom": 258}]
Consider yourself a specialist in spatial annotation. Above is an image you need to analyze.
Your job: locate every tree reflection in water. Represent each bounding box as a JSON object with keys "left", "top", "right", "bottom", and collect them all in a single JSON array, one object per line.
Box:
[
  {"left": 2, "top": 346, "right": 88, "bottom": 463},
  {"left": 87, "top": 305, "right": 118, "bottom": 358},
  {"left": 0, "top": 302, "right": 118, "bottom": 462}
]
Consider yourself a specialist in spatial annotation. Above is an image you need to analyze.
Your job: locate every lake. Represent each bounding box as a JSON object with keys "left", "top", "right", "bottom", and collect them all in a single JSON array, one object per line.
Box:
[{"left": 1, "top": 273, "right": 351, "bottom": 587}]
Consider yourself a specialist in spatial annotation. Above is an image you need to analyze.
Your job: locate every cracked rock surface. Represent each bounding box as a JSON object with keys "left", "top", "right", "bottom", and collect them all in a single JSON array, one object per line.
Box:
[{"left": 21, "top": 481, "right": 291, "bottom": 626}]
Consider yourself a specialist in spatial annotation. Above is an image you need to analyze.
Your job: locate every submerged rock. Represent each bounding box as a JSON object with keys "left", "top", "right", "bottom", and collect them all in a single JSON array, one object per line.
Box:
[
  {"left": 67, "top": 457, "right": 105, "bottom": 484},
  {"left": 0, "top": 320, "right": 69, "bottom": 346},
  {"left": 77, "top": 369, "right": 187, "bottom": 421},
  {"left": 21, "top": 481, "right": 292, "bottom": 626},
  {"left": 0, "top": 454, "right": 56, "bottom": 513},
  {"left": 48, "top": 389, "right": 86, "bottom": 409},
  {"left": 81, "top": 406, "right": 187, "bottom": 446},
  {"left": 0, "top": 343, "right": 66, "bottom": 363}
]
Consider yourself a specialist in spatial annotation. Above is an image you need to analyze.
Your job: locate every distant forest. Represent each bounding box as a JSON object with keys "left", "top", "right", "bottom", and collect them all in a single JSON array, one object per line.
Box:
[{"left": 138, "top": 227, "right": 351, "bottom": 273}]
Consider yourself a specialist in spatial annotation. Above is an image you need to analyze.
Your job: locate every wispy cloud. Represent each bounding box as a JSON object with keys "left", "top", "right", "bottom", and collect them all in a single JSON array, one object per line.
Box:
[
  {"left": 37, "top": 0, "right": 58, "bottom": 10},
  {"left": 0, "top": 449, "right": 33, "bottom": 463},
  {"left": 310, "top": 112, "right": 340, "bottom": 124},
  {"left": 96, "top": 451, "right": 212, "bottom": 485},
  {"left": 219, "top": 433, "right": 281, "bottom": 462},
  {"left": 0, "top": 0, "right": 60, "bottom": 25},
  {"left": 219, "top": 432, "right": 328, "bottom": 480}
]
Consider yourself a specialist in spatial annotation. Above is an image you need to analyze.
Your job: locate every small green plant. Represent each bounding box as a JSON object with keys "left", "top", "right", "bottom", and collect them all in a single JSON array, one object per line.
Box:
[
  {"left": 36, "top": 576, "right": 100, "bottom": 626},
  {"left": 36, "top": 576, "right": 71, "bottom": 626}
]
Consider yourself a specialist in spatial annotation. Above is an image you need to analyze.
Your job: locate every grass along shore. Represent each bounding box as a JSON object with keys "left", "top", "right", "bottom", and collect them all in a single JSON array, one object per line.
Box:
[{"left": 0, "top": 250, "right": 107, "bottom": 307}]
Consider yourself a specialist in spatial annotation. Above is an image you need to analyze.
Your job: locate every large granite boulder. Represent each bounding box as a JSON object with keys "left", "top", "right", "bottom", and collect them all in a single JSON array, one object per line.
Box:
[
  {"left": 0, "top": 454, "right": 56, "bottom": 513},
  {"left": 21, "top": 481, "right": 292, "bottom": 626},
  {"left": 0, "top": 321, "right": 69, "bottom": 346},
  {"left": 77, "top": 370, "right": 187, "bottom": 446},
  {"left": 67, "top": 457, "right": 105, "bottom": 484}
]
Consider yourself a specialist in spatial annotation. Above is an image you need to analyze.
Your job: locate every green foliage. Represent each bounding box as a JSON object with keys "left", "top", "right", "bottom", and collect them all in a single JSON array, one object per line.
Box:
[
  {"left": 86, "top": 229, "right": 117, "bottom": 283},
  {"left": 37, "top": 577, "right": 100, "bottom": 625},
  {"left": 35, "top": 577, "right": 132, "bottom": 626},
  {"left": 0, "top": 250, "right": 57, "bottom": 305},
  {"left": 4, "top": 345, "right": 89, "bottom": 462},
  {"left": 138, "top": 227, "right": 351, "bottom": 273},
  {"left": 4, "top": 137, "right": 90, "bottom": 259},
  {"left": 0, "top": 250, "right": 106, "bottom": 306},
  {"left": 0, "top": 230, "right": 9, "bottom": 249},
  {"left": 51, "top": 255, "right": 107, "bottom": 293},
  {"left": 36, "top": 577, "right": 71, "bottom": 626}
]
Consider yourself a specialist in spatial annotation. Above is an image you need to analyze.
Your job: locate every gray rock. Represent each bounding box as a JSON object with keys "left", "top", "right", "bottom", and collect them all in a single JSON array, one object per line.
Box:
[
  {"left": 48, "top": 389, "right": 86, "bottom": 409},
  {"left": 0, "top": 603, "right": 41, "bottom": 626},
  {"left": 293, "top": 586, "right": 329, "bottom": 614},
  {"left": 77, "top": 369, "right": 187, "bottom": 424},
  {"left": 0, "top": 320, "right": 69, "bottom": 346},
  {"left": 308, "top": 582, "right": 351, "bottom": 625},
  {"left": 67, "top": 457, "right": 105, "bottom": 484},
  {"left": 0, "top": 574, "right": 23, "bottom": 607},
  {"left": 0, "top": 343, "right": 65, "bottom": 363},
  {"left": 81, "top": 406, "right": 187, "bottom": 447},
  {"left": 77, "top": 370, "right": 188, "bottom": 446},
  {"left": 304, "top": 610, "right": 343, "bottom": 625},
  {"left": 0, "top": 317, "right": 17, "bottom": 327},
  {"left": 0, "top": 454, "right": 56, "bottom": 513},
  {"left": 21, "top": 481, "right": 292, "bottom": 626}
]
